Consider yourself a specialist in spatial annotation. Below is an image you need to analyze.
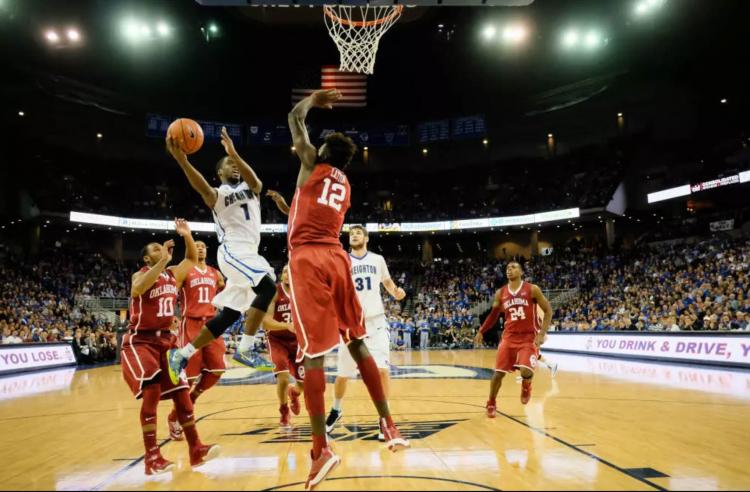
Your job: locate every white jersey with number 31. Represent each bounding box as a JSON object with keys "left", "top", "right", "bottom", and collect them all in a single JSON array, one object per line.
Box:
[
  {"left": 212, "top": 181, "right": 261, "bottom": 253},
  {"left": 350, "top": 251, "right": 390, "bottom": 319}
]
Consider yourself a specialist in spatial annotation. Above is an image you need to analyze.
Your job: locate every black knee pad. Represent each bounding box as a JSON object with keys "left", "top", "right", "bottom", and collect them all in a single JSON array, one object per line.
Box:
[
  {"left": 205, "top": 307, "right": 242, "bottom": 338},
  {"left": 250, "top": 275, "right": 276, "bottom": 312}
]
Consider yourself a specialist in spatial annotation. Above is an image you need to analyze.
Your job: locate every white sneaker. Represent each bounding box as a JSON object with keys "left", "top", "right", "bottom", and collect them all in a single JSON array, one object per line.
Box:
[{"left": 549, "top": 361, "right": 559, "bottom": 378}]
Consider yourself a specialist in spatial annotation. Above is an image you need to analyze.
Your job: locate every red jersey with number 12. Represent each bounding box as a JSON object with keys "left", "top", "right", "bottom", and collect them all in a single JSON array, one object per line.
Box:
[
  {"left": 287, "top": 164, "right": 351, "bottom": 251},
  {"left": 499, "top": 281, "right": 538, "bottom": 342},
  {"left": 129, "top": 267, "right": 178, "bottom": 332},
  {"left": 268, "top": 283, "right": 296, "bottom": 342},
  {"left": 180, "top": 266, "right": 220, "bottom": 319}
]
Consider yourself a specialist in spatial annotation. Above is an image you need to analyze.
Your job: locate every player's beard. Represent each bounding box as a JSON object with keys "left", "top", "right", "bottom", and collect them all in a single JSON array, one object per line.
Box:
[{"left": 227, "top": 175, "right": 241, "bottom": 185}]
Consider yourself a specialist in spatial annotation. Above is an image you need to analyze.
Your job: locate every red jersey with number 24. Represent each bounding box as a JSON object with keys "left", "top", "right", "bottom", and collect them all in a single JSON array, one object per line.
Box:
[
  {"left": 129, "top": 267, "right": 178, "bottom": 332},
  {"left": 180, "top": 266, "right": 220, "bottom": 319},
  {"left": 498, "top": 281, "right": 538, "bottom": 343},
  {"left": 287, "top": 164, "right": 351, "bottom": 251}
]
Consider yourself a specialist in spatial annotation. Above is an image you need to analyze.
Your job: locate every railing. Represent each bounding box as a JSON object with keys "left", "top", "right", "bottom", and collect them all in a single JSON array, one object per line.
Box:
[{"left": 77, "top": 296, "right": 130, "bottom": 311}]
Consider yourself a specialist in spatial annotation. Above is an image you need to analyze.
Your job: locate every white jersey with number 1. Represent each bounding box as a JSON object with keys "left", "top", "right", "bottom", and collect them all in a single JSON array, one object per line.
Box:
[
  {"left": 212, "top": 181, "right": 261, "bottom": 254},
  {"left": 349, "top": 251, "right": 390, "bottom": 319},
  {"left": 210, "top": 181, "right": 275, "bottom": 314}
]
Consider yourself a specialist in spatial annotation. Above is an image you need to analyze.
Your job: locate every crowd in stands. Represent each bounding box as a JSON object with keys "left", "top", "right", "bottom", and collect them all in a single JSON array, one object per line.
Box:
[
  {"left": 0, "top": 245, "right": 124, "bottom": 364},
  {"left": 539, "top": 237, "right": 750, "bottom": 332},
  {"left": 1, "top": 231, "right": 748, "bottom": 364}
]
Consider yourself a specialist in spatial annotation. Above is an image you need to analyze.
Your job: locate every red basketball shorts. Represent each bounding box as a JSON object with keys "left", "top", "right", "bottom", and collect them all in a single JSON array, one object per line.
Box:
[
  {"left": 268, "top": 335, "right": 304, "bottom": 381},
  {"left": 121, "top": 331, "right": 189, "bottom": 399},
  {"left": 179, "top": 317, "right": 226, "bottom": 380},
  {"left": 495, "top": 336, "right": 539, "bottom": 373},
  {"left": 288, "top": 245, "right": 366, "bottom": 361}
]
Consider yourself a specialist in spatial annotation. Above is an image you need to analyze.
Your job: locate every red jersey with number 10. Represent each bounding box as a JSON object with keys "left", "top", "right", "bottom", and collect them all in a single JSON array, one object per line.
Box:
[
  {"left": 180, "top": 266, "right": 220, "bottom": 319},
  {"left": 498, "top": 281, "right": 538, "bottom": 342},
  {"left": 287, "top": 164, "right": 351, "bottom": 251},
  {"left": 129, "top": 267, "right": 178, "bottom": 332},
  {"left": 268, "top": 283, "right": 296, "bottom": 342}
]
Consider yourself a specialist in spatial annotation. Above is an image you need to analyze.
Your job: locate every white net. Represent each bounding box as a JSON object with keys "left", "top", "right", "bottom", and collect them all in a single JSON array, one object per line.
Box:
[{"left": 323, "top": 5, "right": 403, "bottom": 75}]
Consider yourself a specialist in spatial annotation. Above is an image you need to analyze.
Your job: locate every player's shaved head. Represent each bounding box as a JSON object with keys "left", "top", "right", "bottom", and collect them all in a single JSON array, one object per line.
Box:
[
  {"left": 508, "top": 260, "right": 523, "bottom": 271},
  {"left": 321, "top": 132, "right": 357, "bottom": 169}
]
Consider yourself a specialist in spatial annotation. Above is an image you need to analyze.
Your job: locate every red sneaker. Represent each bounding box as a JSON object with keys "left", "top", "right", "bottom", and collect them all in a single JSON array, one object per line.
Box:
[
  {"left": 486, "top": 400, "right": 497, "bottom": 418},
  {"left": 280, "top": 404, "right": 292, "bottom": 429},
  {"left": 190, "top": 443, "right": 221, "bottom": 468},
  {"left": 144, "top": 453, "right": 175, "bottom": 475},
  {"left": 380, "top": 419, "right": 410, "bottom": 452},
  {"left": 168, "top": 410, "right": 183, "bottom": 441},
  {"left": 288, "top": 385, "right": 301, "bottom": 416},
  {"left": 521, "top": 379, "right": 532, "bottom": 405},
  {"left": 305, "top": 446, "right": 341, "bottom": 491}
]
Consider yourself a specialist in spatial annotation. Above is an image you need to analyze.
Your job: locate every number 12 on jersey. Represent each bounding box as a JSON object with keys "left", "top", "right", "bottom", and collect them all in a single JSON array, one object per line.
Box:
[{"left": 317, "top": 178, "right": 346, "bottom": 212}]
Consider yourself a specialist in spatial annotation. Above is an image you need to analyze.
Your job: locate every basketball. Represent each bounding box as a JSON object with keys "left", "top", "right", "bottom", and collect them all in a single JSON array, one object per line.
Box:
[
  {"left": 6, "top": 1, "right": 750, "bottom": 491},
  {"left": 167, "top": 118, "right": 204, "bottom": 155}
]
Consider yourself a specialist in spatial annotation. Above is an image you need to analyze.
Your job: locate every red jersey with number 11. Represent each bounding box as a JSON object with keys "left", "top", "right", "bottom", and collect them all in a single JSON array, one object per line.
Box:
[
  {"left": 129, "top": 267, "right": 178, "bottom": 332},
  {"left": 180, "top": 266, "right": 220, "bottom": 319},
  {"left": 287, "top": 164, "right": 351, "bottom": 251},
  {"left": 498, "top": 281, "right": 538, "bottom": 343}
]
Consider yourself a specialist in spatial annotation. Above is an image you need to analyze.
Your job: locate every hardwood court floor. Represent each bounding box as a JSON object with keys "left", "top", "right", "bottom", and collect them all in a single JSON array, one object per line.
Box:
[{"left": 1, "top": 349, "right": 748, "bottom": 490}]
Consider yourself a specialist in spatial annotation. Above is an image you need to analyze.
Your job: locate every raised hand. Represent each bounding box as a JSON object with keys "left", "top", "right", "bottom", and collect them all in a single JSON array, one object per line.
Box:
[
  {"left": 220, "top": 126, "right": 238, "bottom": 158},
  {"left": 174, "top": 218, "right": 191, "bottom": 237},
  {"left": 160, "top": 239, "right": 175, "bottom": 264},
  {"left": 165, "top": 135, "right": 187, "bottom": 163},
  {"left": 311, "top": 89, "right": 342, "bottom": 109},
  {"left": 266, "top": 189, "right": 285, "bottom": 205}
]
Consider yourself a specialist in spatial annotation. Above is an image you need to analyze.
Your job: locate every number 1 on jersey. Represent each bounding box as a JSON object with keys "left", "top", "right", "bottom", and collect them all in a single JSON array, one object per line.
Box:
[
  {"left": 317, "top": 178, "right": 346, "bottom": 212},
  {"left": 240, "top": 203, "right": 250, "bottom": 221}
]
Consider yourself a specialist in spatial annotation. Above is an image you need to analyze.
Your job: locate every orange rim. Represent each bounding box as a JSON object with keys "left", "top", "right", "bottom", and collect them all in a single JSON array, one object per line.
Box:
[{"left": 323, "top": 5, "right": 403, "bottom": 28}]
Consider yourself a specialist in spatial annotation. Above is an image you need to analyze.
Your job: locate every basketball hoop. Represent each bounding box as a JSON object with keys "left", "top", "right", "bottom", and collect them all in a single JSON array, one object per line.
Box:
[{"left": 323, "top": 4, "right": 404, "bottom": 75}]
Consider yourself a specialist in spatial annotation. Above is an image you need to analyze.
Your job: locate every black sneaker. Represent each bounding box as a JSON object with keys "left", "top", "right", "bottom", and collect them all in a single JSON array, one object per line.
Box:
[
  {"left": 325, "top": 408, "right": 343, "bottom": 434},
  {"left": 377, "top": 420, "right": 385, "bottom": 442}
]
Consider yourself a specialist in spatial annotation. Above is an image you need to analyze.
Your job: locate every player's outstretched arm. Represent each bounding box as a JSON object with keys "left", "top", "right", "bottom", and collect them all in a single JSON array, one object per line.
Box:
[
  {"left": 131, "top": 240, "right": 173, "bottom": 297},
  {"left": 531, "top": 284, "right": 553, "bottom": 345},
  {"left": 166, "top": 136, "right": 218, "bottom": 208},
  {"left": 168, "top": 219, "right": 198, "bottom": 284},
  {"left": 288, "top": 89, "right": 341, "bottom": 187},
  {"left": 220, "top": 126, "right": 263, "bottom": 195},
  {"left": 266, "top": 189, "right": 290, "bottom": 216}
]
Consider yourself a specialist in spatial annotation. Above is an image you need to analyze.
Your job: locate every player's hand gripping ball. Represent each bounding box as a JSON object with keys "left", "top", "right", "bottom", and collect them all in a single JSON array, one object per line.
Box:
[{"left": 167, "top": 118, "right": 204, "bottom": 155}]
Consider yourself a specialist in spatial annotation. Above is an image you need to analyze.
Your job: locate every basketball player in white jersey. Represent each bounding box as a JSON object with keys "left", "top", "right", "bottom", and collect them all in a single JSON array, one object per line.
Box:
[
  {"left": 325, "top": 225, "right": 406, "bottom": 437},
  {"left": 165, "top": 128, "right": 277, "bottom": 383}
]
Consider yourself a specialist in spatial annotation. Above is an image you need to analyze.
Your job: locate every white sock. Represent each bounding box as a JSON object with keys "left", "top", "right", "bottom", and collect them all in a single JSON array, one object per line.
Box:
[
  {"left": 332, "top": 398, "right": 343, "bottom": 412},
  {"left": 238, "top": 334, "right": 255, "bottom": 352},
  {"left": 179, "top": 343, "right": 197, "bottom": 359}
]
